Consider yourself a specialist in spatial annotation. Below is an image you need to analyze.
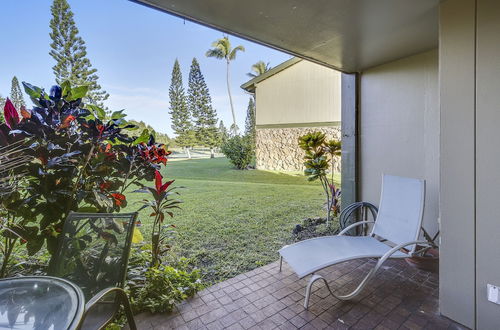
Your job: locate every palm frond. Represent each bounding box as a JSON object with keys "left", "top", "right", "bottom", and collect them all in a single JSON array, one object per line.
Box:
[
  {"left": 205, "top": 48, "right": 225, "bottom": 59},
  {"left": 249, "top": 61, "right": 271, "bottom": 76},
  {"left": 217, "top": 37, "right": 231, "bottom": 54},
  {"left": 0, "top": 140, "right": 32, "bottom": 196},
  {"left": 229, "top": 45, "right": 245, "bottom": 60},
  {"left": 207, "top": 37, "right": 245, "bottom": 62}
]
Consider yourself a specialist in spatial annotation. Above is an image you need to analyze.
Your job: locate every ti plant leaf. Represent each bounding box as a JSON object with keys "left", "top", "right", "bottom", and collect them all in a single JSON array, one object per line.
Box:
[
  {"left": 132, "top": 227, "right": 144, "bottom": 244},
  {"left": 22, "top": 82, "right": 44, "bottom": 100},
  {"left": 110, "top": 110, "right": 127, "bottom": 120},
  {"left": 68, "top": 85, "right": 89, "bottom": 101},
  {"left": 86, "top": 104, "right": 107, "bottom": 121},
  {"left": 133, "top": 129, "right": 150, "bottom": 145},
  {"left": 60, "top": 81, "right": 72, "bottom": 98}
]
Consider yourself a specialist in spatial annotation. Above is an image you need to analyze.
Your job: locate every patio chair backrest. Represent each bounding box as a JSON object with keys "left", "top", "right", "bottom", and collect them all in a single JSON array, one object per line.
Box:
[
  {"left": 370, "top": 175, "right": 425, "bottom": 253},
  {"left": 50, "top": 212, "right": 138, "bottom": 299}
]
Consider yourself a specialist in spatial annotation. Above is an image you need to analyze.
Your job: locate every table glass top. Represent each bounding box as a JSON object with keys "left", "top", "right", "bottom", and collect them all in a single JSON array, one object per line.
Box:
[{"left": 0, "top": 277, "right": 82, "bottom": 330}]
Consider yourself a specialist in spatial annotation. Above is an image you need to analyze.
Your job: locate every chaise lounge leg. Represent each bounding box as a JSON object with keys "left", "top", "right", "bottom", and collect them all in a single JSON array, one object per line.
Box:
[
  {"left": 304, "top": 274, "right": 324, "bottom": 309},
  {"left": 303, "top": 251, "right": 407, "bottom": 308},
  {"left": 304, "top": 270, "right": 374, "bottom": 309}
]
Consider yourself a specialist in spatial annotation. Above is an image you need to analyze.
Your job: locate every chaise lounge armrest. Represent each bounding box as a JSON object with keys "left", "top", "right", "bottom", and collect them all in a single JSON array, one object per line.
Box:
[
  {"left": 338, "top": 220, "right": 375, "bottom": 236},
  {"left": 377, "top": 240, "right": 433, "bottom": 262}
]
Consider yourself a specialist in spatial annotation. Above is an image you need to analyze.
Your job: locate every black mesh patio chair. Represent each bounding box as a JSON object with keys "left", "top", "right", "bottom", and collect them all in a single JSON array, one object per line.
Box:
[{"left": 50, "top": 212, "right": 138, "bottom": 330}]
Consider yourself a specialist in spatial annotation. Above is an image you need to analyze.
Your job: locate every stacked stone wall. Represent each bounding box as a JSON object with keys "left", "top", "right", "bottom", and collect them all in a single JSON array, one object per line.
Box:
[{"left": 255, "top": 126, "right": 341, "bottom": 172}]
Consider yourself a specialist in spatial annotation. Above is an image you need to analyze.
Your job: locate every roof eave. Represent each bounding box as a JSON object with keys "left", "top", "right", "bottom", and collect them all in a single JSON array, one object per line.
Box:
[{"left": 240, "top": 57, "right": 302, "bottom": 92}]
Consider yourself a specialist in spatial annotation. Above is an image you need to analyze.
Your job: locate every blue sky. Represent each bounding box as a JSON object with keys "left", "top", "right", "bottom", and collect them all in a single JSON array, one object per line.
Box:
[{"left": 0, "top": 0, "right": 291, "bottom": 136}]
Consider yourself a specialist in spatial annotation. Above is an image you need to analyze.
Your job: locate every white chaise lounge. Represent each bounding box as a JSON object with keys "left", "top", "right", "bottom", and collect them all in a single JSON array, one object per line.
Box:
[{"left": 279, "top": 174, "right": 431, "bottom": 309}]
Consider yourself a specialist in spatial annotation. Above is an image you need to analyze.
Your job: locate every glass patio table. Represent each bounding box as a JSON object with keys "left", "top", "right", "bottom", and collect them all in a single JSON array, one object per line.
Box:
[{"left": 0, "top": 276, "right": 85, "bottom": 330}]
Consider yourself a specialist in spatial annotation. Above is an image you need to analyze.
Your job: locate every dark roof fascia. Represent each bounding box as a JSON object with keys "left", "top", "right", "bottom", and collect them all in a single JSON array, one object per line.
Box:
[{"left": 240, "top": 57, "right": 302, "bottom": 92}]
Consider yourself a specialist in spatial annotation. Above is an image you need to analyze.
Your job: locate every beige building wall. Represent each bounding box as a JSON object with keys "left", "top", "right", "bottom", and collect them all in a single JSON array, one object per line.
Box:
[
  {"left": 359, "top": 2, "right": 500, "bottom": 327},
  {"left": 476, "top": 0, "right": 500, "bottom": 328},
  {"left": 252, "top": 59, "right": 341, "bottom": 171},
  {"left": 439, "top": 0, "right": 476, "bottom": 327},
  {"left": 359, "top": 50, "right": 439, "bottom": 238},
  {"left": 255, "top": 60, "right": 341, "bottom": 126},
  {"left": 440, "top": 1, "right": 500, "bottom": 328}
]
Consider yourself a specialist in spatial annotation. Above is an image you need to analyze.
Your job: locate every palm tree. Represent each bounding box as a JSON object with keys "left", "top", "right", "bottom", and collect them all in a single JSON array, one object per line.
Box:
[
  {"left": 247, "top": 61, "right": 271, "bottom": 78},
  {"left": 206, "top": 36, "right": 245, "bottom": 135}
]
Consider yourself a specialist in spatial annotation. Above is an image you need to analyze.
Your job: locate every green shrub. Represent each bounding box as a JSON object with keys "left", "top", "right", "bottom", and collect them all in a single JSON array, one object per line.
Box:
[
  {"left": 221, "top": 135, "right": 253, "bottom": 169},
  {"left": 132, "top": 265, "right": 202, "bottom": 313},
  {"left": 126, "top": 247, "right": 203, "bottom": 314}
]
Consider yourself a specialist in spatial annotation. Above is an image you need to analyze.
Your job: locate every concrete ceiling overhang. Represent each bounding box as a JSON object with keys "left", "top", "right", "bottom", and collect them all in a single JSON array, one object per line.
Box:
[{"left": 131, "top": 0, "right": 440, "bottom": 73}]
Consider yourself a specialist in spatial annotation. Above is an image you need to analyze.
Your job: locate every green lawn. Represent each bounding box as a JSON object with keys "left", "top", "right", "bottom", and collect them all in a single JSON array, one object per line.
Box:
[{"left": 125, "top": 157, "right": 339, "bottom": 284}]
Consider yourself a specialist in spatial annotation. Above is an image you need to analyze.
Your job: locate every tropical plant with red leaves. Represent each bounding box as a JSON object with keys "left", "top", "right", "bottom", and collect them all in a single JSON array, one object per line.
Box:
[
  {"left": 325, "top": 184, "right": 341, "bottom": 218},
  {"left": 0, "top": 81, "right": 165, "bottom": 260},
  {"left": 136, "top": 170, "right": 181, "bottom": 266},
  {"left": 137, "top": 143, "right": 171, "bottom": 165},
  {"left": 3, "top": 98, "right": 20, "bottom": 129}
]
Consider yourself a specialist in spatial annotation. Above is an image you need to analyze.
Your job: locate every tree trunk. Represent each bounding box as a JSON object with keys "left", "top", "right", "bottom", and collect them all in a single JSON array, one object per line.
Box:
[
  {"left": 321, "top": 177, "right": 332, "bottom": 227},
  {"left": 210, "top": 147, "right": 215, "bottom": 158},
  {"left": 326, "top": 198, "right": 332, "bottom": 227},
  {"left": 226, "top": 60, "right": 237, "bottom": 135},
  {"left": 185, "top": 147, "right": 191, "bottom": 159}
]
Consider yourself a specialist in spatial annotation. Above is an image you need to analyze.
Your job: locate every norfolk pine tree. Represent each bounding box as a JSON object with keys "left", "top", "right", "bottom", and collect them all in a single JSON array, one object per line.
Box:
[
  {"left": 244, "top": 97, "right": 257, "bottom": 164},
  {"left": 188, "top": 58, "right": 219, "bottom": 158},
  {"left": 50, "top": 0, "right": 109, "bottom": 107},
  {"left": 169, "top": 59, "right": 195, "bottom": 159},
  {"left": 218, "top": 120, "right": 228, "bottom": 148},
  {"left": 245, "top": 97, "right": 256, "bottom": 144},
  {"left": 0, "top": 95, "right": 5, "bottom": 122},
  {"left": 10, "top": 76, "right": 25, "bottom": 110}
]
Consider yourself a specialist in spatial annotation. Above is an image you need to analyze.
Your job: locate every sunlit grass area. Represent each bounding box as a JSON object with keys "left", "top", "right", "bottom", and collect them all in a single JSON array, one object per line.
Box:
[{"left": 125, "top": 157, "right": 340, "bottom": 284}]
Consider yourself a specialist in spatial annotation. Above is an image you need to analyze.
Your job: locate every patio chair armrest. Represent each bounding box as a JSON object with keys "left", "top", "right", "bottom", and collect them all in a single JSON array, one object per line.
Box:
[
  {"left": 84, "top": 287, "right": 122, "bottom": 309},
  {"left": 82, "top": 287, "right": 137, "bottom": 330},
  {"left": 338, "top": 221, "right": 375, "bottom": 236},
  {"left": 377, "top": 240, "right": 433, "bottom": 266}
]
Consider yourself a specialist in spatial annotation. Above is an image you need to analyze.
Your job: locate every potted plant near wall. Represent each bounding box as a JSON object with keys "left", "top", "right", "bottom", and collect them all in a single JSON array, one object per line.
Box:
[
  {"left": 289, "top": 132, "right": 341, "bottom": 242},
  {"left": 405, "top": 228, "right": 439, "bottom": 272},
  {"left": 298, "top": 131, "right": 341, "bottom": 226}
]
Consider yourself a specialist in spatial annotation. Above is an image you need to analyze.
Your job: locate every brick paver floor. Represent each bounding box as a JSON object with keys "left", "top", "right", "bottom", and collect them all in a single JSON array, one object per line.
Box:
[{"left": 133, "top": 259, "right": 468, "bottom": 329}]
